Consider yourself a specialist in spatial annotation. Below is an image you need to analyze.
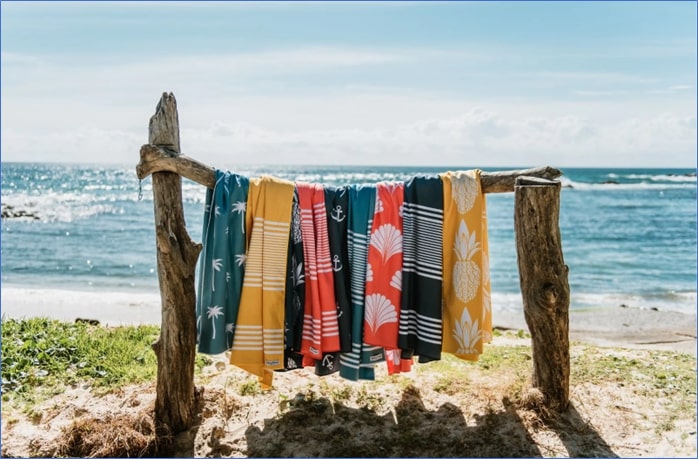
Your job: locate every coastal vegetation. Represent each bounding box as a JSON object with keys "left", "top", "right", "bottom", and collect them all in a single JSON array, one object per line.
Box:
[{"left": 1, "top": 317, "right": 695, "bottom": 457}]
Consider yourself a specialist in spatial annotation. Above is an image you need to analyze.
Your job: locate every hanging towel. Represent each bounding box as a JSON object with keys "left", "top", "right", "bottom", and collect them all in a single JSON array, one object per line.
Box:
[
  {"left": 297, "top": 182, "right": 341, "bottom": 366},
  {"left": 440, "top": 170, "right": 492, "bottom": 361},
  {"left": 363, "top": 181, "right": 404, "bottom": 350},
  {"left": 324, "top": 185, "right": 352, "bottom": 353},
  {"left": 229, "top": 175, "right": 295, "bottom": 388},
  {"left": 339, "top": 184, "right": 384, "bottom": 381},
  {"left": 196, "top": 170, "right": 249, "bottom": 355},
  {"left": 397, "top": 174, "right": 444, "bottom": 364},
  {"left": 481, "top": 196, "right": 493, "bottom": 345},
  {"left": 280, "top": 189, "right": 305, "bottom": 371}
]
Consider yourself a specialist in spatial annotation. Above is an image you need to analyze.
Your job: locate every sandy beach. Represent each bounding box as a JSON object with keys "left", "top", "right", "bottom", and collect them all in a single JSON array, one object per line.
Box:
[
  {"left": 2, "top": 286, "right": 696, "bottom": 458},
  {"left": 3, "top": 286, "right": 695, "bottom": 355}
]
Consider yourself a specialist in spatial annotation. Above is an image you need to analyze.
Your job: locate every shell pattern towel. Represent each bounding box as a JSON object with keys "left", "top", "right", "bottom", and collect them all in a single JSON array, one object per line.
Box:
[
  {"left": 363, "top": 182, "right": 413, "bottom": 374},
  {"left": 440, "top": 170, "right": 492, "bottom": 361},
  {"left": 228, "top": 175, "right": 295, "bottom": 388},
  {"left": 196, "top": 170, "right": 249, "bottom": 355}
]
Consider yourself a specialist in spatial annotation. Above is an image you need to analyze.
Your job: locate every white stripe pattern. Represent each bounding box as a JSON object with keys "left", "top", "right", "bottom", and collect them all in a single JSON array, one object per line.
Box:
[
  {"left": 398, "top": 310, "right": 443, "bottom": 345},
  {"left": 402, "top": 202, "right": 443, "bottom": 281},
  {"left": 243, "top": 218, "right": 291, "bottom": 291}
]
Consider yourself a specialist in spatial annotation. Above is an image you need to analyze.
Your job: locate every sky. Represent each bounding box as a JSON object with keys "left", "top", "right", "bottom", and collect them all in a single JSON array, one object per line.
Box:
[{"left": 1, "top": 1, "right": 696, "bottom": 168}]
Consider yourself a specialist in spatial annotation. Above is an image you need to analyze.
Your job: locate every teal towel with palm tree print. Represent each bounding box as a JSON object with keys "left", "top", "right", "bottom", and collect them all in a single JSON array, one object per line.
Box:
[{"left": 196, "top": 170, "right": 249, "bottom": 354}]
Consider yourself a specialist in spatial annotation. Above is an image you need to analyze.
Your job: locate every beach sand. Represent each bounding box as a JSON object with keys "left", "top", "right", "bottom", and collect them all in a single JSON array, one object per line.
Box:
[{"left": 1, "top": 287, "right": 696, "bottom": 457}]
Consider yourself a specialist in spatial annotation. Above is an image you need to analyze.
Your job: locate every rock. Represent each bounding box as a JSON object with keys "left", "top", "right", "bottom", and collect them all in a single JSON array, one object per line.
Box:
[
  {"left": 75, "top": 318, "right": 101, "bottom": 326},
  {"left": 1, "top": 204, "right": 39, "bottom": 220}
]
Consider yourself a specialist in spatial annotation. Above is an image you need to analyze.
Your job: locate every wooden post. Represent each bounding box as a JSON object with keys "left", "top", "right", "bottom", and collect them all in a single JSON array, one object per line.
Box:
[
  {"left": 146, "top": 93, "right": 201, "bottom": 433},
  {"left": 514, "top": 176, "right": 570, "bottom": 412}
]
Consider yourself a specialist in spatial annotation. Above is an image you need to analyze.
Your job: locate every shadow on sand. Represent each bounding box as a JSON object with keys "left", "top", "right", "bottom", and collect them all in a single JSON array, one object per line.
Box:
[
  {"left": 548, "top": 401, "right": 619, "bottom": 458},
  {"left": 170, "top": 385, "right": 618, "bottom": 457},
  {"left": 241, "top": 384, "right": 617, "bottom": 458}
]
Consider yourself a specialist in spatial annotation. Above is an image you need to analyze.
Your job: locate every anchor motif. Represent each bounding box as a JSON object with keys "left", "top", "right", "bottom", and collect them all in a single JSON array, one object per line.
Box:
[
  {"left": 322, "top": 353, "right": 335, "bottom": 371},
  {"left": 332, "top": 255, "right": 343, "bottom": 272},
  {"left": 330, "top": 205, "right": 346, "bottom": 223}
]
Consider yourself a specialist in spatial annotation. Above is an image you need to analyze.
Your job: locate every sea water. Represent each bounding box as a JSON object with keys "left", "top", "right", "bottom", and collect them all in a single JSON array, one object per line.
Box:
[{"left": 1, "top": 163, "right": 696, "bottom": 315}]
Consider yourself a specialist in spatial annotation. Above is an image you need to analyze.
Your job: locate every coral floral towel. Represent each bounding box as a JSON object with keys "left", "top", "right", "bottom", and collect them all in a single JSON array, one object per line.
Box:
[
  {"left": 363, "top": 182, "right": 412, "bottom": 374},
  {"left": 229, "top": 175, "right": 295, "bottom": 388},
  {"left": 440, "top": 170, "right": 492, "bottom": 361}
]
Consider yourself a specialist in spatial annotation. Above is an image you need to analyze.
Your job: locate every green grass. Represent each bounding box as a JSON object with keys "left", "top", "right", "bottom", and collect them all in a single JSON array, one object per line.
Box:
[
  {"left": 570, "top": 344, "right": 697, "bottom": 434},
  {"left": 0, "top": 317, "right": 207, "bottom": 408}
]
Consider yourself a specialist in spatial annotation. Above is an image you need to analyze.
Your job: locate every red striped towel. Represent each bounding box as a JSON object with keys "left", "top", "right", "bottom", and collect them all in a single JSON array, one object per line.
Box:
[{"left": 297, "top": 182, "right": 341, "bottom": 363}]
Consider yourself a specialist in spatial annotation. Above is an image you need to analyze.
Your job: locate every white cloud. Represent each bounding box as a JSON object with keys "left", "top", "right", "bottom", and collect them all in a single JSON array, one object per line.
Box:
[
  {"left": 175, "top": 108, "right": 696, "bottom": 168},
  {"left": 2, "top": 47, "right": 695, "bottom": 168}
]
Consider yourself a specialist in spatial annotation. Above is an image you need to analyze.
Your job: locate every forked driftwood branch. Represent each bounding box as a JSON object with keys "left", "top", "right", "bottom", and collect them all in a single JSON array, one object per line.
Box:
[{"left": 147, "top": 93, "right": 200, "bottom": 433}]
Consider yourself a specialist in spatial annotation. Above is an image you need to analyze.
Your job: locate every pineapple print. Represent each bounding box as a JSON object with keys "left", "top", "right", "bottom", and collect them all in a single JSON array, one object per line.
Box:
[
  {"left": 453, "top": 220, "right": 480, "bottom": 303},
  {"left": 451, "top": 173, "right": 479, "bottom": 214}
]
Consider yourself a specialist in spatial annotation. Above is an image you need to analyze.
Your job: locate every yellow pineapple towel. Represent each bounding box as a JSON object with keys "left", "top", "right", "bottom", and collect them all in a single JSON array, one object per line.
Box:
[
  {"left": 229, "top": 175, "right": 295, "bottom": 388},
  {"left": 440, "top": 170, "right": 492, "bottom": 361}
]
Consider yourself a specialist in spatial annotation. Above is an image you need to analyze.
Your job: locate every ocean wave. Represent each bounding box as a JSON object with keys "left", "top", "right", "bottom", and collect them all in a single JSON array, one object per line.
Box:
[
  {"left": 1, "top": 192, "right": 128, "bottom": 222},
  {"left": 560, "top": 176, "right": 696, "bottom": 191},
  {"left": 624, "top": 173, "right": 697, "bottom": 182}
]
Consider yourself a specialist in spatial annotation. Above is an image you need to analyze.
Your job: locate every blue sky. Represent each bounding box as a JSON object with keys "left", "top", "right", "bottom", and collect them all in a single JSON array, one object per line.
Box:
[{"left": 2, "top": 1, "right": 696, "bottom": 167}]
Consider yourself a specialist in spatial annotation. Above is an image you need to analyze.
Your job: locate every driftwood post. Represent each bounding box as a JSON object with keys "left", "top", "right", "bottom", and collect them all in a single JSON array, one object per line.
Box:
[
  {"left": 146, "top": 93, "right": 201, "bottom": 433},
  {"left": 514, "top": 176, "right": 570, "bottom": 411}
]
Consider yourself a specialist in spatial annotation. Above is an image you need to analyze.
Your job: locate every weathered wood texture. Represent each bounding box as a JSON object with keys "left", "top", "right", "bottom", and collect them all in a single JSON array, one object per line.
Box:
[
  {"left": 137, "top": 146, "right": 561, "bottom": 194},
  {"left": 514, "top": 176, "right": 570, "bottom": 411},
  {"left": 148, "top": 93, "right": 201, "bottom": 433}
]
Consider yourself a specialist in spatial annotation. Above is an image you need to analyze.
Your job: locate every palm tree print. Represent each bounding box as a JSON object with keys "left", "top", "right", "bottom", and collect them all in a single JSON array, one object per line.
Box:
[
  {"left": 212, "top": 258, "right": 223, "bottom": 291},
  {"left": 232, "top": 201, "right": 246, "bottom": 233},
  {"left": 207, "top": 305, "right": 224, "bottom": 340},
  {"left": 235, "top": 253, "right": 247, "bottom": 267},
  {"left": 225, "top": 323, "right": 235, "bottom": 347}
]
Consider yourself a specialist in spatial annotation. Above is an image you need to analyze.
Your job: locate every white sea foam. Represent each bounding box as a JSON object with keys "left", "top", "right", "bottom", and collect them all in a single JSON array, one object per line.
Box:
[
  {"left": 560, "top": 178, "right": 695, "bottom": 191},
  {"left": 1, "top": 192, "right": 123, "bottom": 222},
  {"left": 625, "top": 173, "right": 696, "bottom": 182}
]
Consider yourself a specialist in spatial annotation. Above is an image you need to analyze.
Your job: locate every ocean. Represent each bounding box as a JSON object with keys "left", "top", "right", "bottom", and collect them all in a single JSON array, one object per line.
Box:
[{"left": 1, "top": 163, "right": 696, "bottom": 318}]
